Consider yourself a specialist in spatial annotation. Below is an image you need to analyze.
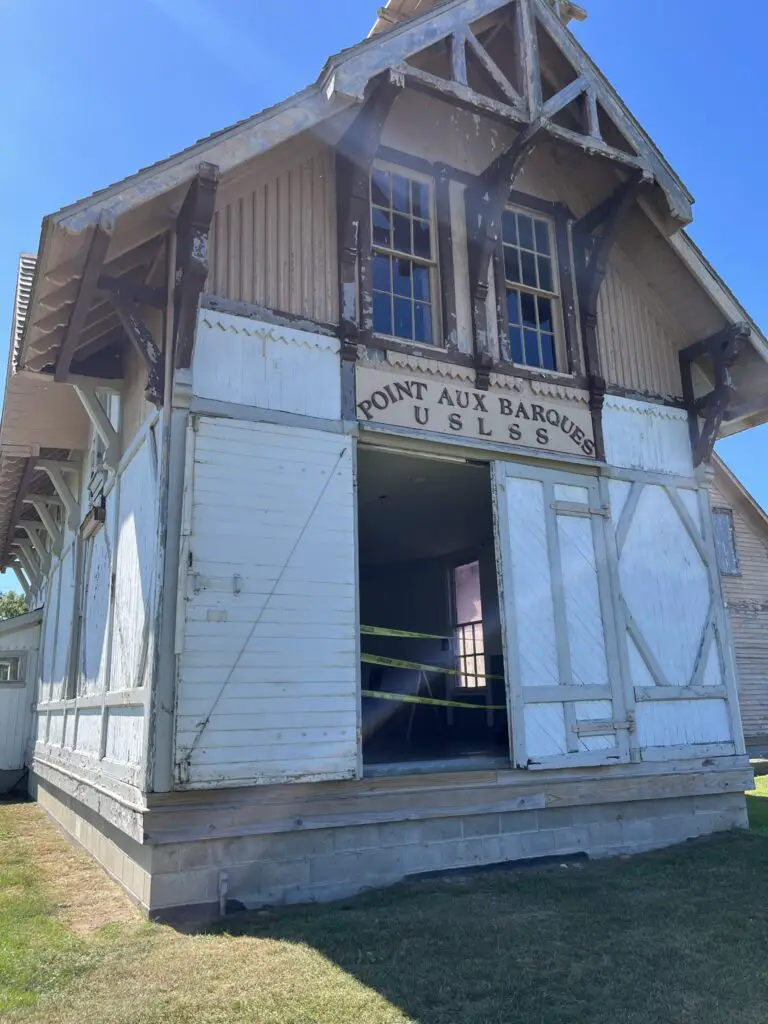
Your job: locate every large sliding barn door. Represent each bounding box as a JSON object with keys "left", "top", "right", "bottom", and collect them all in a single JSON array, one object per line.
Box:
[
  {"left": 607, "top": 476, "right": 743, "bottom": 757},
  {"left": 174, "top": 418, "right": 359, "bottom": 788},
  {"left": 492, "top": 463, "right": 630, "bottom": 769}
]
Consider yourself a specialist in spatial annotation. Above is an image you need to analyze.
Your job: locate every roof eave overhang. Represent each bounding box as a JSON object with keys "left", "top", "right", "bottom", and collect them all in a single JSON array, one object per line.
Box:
[{"left": 18, "top": 84, "right": 354, "bottom": 372}]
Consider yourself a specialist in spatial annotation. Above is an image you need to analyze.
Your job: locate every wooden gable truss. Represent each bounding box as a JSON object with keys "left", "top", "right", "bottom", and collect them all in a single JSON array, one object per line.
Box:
[{"left": 329, "top": 0, "right": 691, "bottom": 224}]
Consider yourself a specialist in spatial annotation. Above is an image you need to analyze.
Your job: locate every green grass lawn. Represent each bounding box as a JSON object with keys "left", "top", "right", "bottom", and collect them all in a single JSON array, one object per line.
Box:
[
  {"left": 3, "top": 790, "right": 768, "bottom": 1024},
  {"left": 746, "top": 773, "right": 768, "bottom": 834}
]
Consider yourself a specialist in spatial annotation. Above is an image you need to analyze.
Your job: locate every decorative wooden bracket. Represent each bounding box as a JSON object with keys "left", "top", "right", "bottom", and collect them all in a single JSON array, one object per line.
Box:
[
  {"left": 54, "top": 213, "right": 114, "bottom": 383},
  {"left": 108, "top": 292, "right": 164, "bottom": 405},
  {"left": 336, "top": 71, "right": 403, "bottom": 353},
  {"left": 466, "top": 119, "right": 546, "bottom": 367},
  {"left": 174, "top": 163, "right": 219, "bottom": 370},
  {"left": 35, "top": 459, "right": 81, "bottom": 532},
  {"left": 72, "top": 380, "right": 120, "bottom": 471},
  {"left": 19, "top": 524, "right": 50, "bottom": 576},
  {"left": 8, "top": 559, "right": 32, "bottom": 600},
  {"left": 680, "top": 321, "right": 751, "bottom": 467},
  {"left": 24, "top": 497, "right": 63, "bottom": 555},
  {"left": 12, "top": 540, "right": 40, "bottom": 585},
  {"left": 572, "top": 173, "right": 647, "bottom": 458}
]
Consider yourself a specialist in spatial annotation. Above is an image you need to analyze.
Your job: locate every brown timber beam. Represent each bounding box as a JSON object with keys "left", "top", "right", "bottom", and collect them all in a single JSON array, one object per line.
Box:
[
  {"left": 53, "top": 214, "right": 114, "bottom": 382},
  {"left": 174, "top": 163, "right": 219, "bottom": 369},
  {"left": 97, "top": 275, "right": 166, "bottom": 309},
  {"left": 680, "top": 321, "right": 750, "bottom": 466},
  {"left": 573, "top": 172, "right": 648, "bottom": 459},
  {"left": 336, "top": 71, "right": 402, "bottom": 356},
  {"left": 109, "top": 294, "right": 164, "bottom": 405},
  {"left": 465, "top": 120, "right": 545, "bottom": 381}
]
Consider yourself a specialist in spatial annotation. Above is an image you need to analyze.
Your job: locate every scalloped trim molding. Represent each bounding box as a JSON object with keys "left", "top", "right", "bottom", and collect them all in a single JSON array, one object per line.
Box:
[
  {"left": 383, "top": 351, "right": 475, "bottom": 382},
  {"left": 603, "top": 394, "right": 688, "bottom": 422},
  {"left": 198, "top": 310, "right": 340, "bottom": 354}
]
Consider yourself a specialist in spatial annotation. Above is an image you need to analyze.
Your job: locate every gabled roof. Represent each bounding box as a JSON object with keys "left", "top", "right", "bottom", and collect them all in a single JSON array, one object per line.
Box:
[{"left": 11, "top": 0, "right": 768, "bottom": 401}]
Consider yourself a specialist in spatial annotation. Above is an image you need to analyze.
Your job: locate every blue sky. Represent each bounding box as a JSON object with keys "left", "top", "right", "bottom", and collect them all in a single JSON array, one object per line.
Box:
[{"left": 0, "top": 0, "right": 765, "bottom": 590}]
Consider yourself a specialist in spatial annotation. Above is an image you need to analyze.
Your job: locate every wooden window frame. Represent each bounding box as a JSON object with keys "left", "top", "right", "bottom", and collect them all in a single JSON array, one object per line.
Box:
[
  {"left": 711, "top": 507, "right": 741, "bottom": 577},
  {"left": 449, "top": 559, "right": 487, "bottom": 691},
  {"left": 369, "top": 160, "right": 443, "bottom": 350},
  {"left": 493, "top": 193, "right": 579, "bottom": 376},
  {"left": 0, "top": 651, "right": 26, "bottom": 687}
]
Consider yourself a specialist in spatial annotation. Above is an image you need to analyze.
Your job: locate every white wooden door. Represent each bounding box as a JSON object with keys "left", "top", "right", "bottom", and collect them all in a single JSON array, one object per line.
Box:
[
  {"left": 174, "top": 417, "right": 359, "bottom": 788},
  {"left": 492, "top": 462, "right": 630, "bottom": 769},
  {"left": 606, "top": 475, "right": 743, "bottom": 758}
]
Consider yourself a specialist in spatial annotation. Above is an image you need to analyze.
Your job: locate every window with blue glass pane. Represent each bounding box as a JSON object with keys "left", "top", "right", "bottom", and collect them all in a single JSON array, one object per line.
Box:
[
  {"left": 370, "top": 166, "right": 436, "bottom": 345},
  {"left": 502, "top": 209, "right": 559, "bottom": 370}
]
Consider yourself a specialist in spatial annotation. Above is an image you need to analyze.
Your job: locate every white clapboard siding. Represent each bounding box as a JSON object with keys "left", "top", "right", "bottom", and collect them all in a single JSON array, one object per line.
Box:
[
  {"left": 192, "top": 310, "right": 341, "bottom": 419},
  {"left": 603, "top": 396, "right": 693, "bottom": 476},
  {"left": 110, "top": 436, "right": 158, "bottom": 691},
  {"left": 608, "top": 471, "right": 741, "bottom": 756},
  {"left": 709, "top": 477, "right": 768, "bottom": 741},
  {"left": 493, "top": 462, "right": 629, "bottom": 769},
  {"left": 0, "top": 611, "right": 42, "bottom": 773},
  {"left": 175, "top": 417, "right": 358, "bottom": 788}
]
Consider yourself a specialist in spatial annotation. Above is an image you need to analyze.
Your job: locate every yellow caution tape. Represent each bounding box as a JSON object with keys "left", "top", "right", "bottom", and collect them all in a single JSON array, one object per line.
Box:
[
  {"left": 362, "top": 689, "right": 508, "bottom": 711},
  {"left": 361, "top": 624, "right": 456, "bottom": 641},
  {"left": 362, "top": 651, "right": 504, "bottom": 681}
]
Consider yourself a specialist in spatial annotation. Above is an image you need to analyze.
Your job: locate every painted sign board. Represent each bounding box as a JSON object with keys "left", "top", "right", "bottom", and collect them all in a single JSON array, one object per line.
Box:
[{"left": 355, "top": 365, "right": 596, "bottom": 458}]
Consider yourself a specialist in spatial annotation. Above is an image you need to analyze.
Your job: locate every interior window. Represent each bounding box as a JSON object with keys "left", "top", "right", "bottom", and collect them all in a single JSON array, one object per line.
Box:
[
  {"left": 452, "top": 561, "right": 485, "bottom": 689},
  {"left": 501, "top": 209, "right": 560, "bottom": 370},
  {"left": 371, "top": 166, "right": 437, "bottom": 345}
]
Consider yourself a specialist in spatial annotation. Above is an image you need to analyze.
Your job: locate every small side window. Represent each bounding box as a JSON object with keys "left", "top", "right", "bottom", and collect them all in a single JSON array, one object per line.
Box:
[
  {"left": 712, "top": 508, "right": 740, "bottom": 576},
  {"left": 0, "top": 656, "right": 21, "bottom": 683}
]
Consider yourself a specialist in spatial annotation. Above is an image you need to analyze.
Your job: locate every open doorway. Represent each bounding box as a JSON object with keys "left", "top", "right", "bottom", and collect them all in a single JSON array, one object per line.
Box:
[{"left": 357, "top": 446, "right": 509, "bottom": 770}]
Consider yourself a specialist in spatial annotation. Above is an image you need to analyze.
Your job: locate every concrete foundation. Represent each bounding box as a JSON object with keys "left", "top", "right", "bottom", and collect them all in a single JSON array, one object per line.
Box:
[{"left": 30, "top": 756, "right": 752, "bottom": 920}]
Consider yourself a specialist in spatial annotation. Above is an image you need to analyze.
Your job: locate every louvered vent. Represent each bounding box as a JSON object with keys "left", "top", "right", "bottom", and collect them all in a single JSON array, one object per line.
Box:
[{"left": 10, "top": 254, "right": 36, "bottom": 373}]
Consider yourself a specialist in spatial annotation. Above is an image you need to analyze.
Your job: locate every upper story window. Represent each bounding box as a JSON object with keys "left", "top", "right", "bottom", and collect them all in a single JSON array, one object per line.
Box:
[
  {"left": 712, "top": 508, "right": 740, "bottom": 576},
  {"left": 371, "top": 165, "right": 438, "bottom": 346},
  {"left": 500, "top": 208, "right": 562, "bottom": 371}
]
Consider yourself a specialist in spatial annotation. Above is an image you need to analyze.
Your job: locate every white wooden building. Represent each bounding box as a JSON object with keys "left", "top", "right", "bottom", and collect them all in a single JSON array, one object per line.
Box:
[
  {"left": 710, "top": 456, "right": 768, "bottom": 749},
  {"left": 1, "top": 0, "right": 767, "bottom": 918}
]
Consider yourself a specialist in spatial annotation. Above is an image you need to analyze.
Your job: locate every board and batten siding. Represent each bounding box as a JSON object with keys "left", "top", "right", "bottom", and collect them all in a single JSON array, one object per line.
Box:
[
  {"left": 597, "top": 255, "right": 686, "bottom": 401},
  {"left": 709, "top": 476, "right": 768, "bottom": 742},
  {"left": 174, "top": 417, "right": 358, "bottom": 788},
  {"left": 33, "top": 415, "right": 160, "bottom": 793},
  {"left": 208, "top": 137, "right": 338, "bottom": 325},
  {"left": 0, "top": 611, "right": 42, "bottom": 780}
]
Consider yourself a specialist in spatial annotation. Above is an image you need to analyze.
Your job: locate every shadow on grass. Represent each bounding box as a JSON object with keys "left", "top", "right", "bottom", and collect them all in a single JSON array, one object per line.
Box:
[{"left": 199, "top": 830, "right": 768, "bottom": 1024}]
